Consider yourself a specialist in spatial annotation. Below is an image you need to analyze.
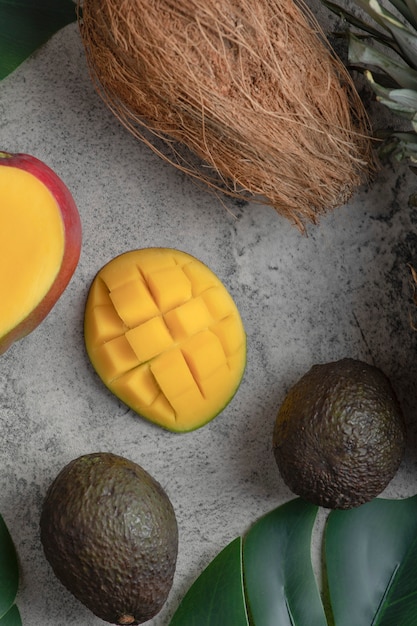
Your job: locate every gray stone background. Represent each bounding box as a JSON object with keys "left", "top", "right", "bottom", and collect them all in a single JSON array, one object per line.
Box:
[{"left": 1, "top": 5, "right": 417, "bottom": 625}]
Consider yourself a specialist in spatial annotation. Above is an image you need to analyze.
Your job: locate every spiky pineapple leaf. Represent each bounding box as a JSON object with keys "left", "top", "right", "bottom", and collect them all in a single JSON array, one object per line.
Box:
[
  {"left": 397, "top": 0, "right": 417, "bottom": 30},
  {"left": 322, "top": 0, "right": 395, "bottom": 43},
  {"left": 381, "top": 0, "right": 417, "bottom": 30},
  {"left": 385, "top": 21, "right": 417, "bottom": 69},
  {"left": 385, "top": 88, "right": 417, "bottom": 107},
  {"left": 354, "top": 0, "right": 406, "bottom": 32},
  {"left": 323, "top": 0, "right": 417, "bottom": 167},
  {"left": 353, "top": 0, "right": 417, "bottom": 66},
  {"left": 377, "top": 132, "right": 417, "bottom": 161},
  {"left": 365, "top": 69, "right": 417, "bottom": 118},
  {"left": 348, "top": 33, "right": 417, "bottom": 88}
]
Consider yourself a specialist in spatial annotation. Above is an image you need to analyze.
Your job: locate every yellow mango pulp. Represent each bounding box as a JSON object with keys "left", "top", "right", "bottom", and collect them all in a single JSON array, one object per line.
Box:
[
  {"left": 0, "top": 166, "right": 64, "bottom": 338},
  {"left": 84, "top": 248, "right": 246, "bottom": 432}
]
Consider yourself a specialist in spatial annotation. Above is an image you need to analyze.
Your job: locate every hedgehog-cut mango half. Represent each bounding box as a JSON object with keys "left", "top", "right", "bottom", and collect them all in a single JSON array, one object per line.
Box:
[{"left": 84, "top": 248, "right": 246, "bottom": 432}]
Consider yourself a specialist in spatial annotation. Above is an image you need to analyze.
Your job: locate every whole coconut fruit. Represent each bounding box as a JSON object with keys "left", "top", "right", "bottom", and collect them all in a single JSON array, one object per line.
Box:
[{"left": 78, "top": 0, "right": 374, "bottom": 229}]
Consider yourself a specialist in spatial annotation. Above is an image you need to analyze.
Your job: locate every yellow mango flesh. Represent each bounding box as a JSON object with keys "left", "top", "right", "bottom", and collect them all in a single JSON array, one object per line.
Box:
[
  {"left": 0, "top": 166, "right": 64, "bottom": 338},
  {"left": 84, "top": 248, "right": 246, "bottom": 432}
]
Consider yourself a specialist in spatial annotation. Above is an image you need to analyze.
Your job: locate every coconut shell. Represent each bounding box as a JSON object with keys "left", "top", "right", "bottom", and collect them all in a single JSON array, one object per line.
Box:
[{"left": 78, "top": 0, "right": 374, "bottom": 229}]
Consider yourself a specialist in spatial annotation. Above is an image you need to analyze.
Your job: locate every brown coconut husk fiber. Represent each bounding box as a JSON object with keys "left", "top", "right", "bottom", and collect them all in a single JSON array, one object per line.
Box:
[{"left": 78, "top": 0, "right": 375, "bottom": 229}]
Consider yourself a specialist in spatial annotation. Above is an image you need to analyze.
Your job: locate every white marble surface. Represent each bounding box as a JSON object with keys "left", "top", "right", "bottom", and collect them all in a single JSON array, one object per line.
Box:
[{"left": 1, "top": 13, "right": 417, "bottom": 626}]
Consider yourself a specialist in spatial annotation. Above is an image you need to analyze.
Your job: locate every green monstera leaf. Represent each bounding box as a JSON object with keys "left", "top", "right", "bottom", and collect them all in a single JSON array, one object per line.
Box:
[
  {"left": 0, "top": 0, "right": 77, "bottom": 80},
  {"left": 0, "top": 515, "right": 21, "bottom": 626},
  {"left": 0, "top": 605, "right": 22, "bottom": 626},
  {"left": 243, "top": 498, "right": 326, "bottom": 626},
  {"left": 170, "top": 495, "right": 417, "bottom": 626},
  {"left": 325, "top": 495, "right": 417, "bottom": 625},
  {"left": 170, "top": 537, "right": 249, "bottom": 626}
]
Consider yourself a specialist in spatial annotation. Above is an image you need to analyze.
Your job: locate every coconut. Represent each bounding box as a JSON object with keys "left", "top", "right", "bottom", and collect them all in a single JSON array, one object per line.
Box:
[{"left": 78, "top": 0, "right": 374, "bottom": 229}]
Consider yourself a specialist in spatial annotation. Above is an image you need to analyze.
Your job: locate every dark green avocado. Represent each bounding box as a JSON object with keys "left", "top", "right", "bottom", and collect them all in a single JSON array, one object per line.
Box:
[
  {"left": 40, "top": 452, "right": 178, "bottom": 625},
  {"left": 273, "top": 358, "right": 406, "bottom": 510}
]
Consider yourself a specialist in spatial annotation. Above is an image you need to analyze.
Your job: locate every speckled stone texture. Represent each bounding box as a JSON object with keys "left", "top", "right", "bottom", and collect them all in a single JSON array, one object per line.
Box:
[{"left": 1, "top": 9, "right": 417, "bottom": 626}]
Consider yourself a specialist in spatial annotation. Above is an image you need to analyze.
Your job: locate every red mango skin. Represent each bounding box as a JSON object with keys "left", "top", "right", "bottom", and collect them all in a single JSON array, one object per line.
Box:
[{"left": 0, "top": 152, "right": 82, "bottom": 354}]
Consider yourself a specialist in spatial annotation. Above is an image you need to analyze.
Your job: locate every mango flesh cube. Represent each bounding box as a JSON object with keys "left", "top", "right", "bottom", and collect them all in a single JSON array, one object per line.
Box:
[
  {"left": 126, "top": 316, "right": 174, "bottom": 362},
  {"left": 146, "top": 394, "right": 176, "bottom": 428},
  {"left": 88, "top": 277, "right": 112, "bottom": 307},
  {"left": 110, "top": 279, "right": 160, "bottom": 327},
  {"left": 93, "top": 335, "right": 139, "bottom": 383},
  {"left": 150, "top": 349, "right": 199, "bottom": 399},
  {"left": 212, "top": 315, "right": 244, "bottom": 356},
  {"left": 100, "top": 256, "right": 142, "bottom": 291},
  {"left": 202, "top": 287, "right": 233, "bottom": 319},
  {"left": 147, "top": 266, "right": 192, "bottom": 312},
  {"left": 199, "top": 363, "right": 234, "bottom": 403},
  {"left": 84, "top": 248, "right": 246, "bottom": 432},
  {"left": 164, "top": 297, "right": 213, "bottom": 340},
  {"left": 112, "top": 365, "right": 160, "bottom": 408},
  {"left": 168, "top": 387, "right": 206, "bottom": 430},
  {"left": 133, "top": 248, "right": 177, "bottom": 279},
  {"left": 87, "top": 304, "right": 127, "bottom": 345},
  {"left": 183, "top": 261, "right": 217, "bottom": 295},
  {"left": 181, "top": 330, "right": 227, "bottom": 381}
]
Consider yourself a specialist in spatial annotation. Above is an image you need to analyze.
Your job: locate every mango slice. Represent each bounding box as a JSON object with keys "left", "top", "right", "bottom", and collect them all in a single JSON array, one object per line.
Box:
[
  {"left": 0, "top": 152, "right": 82, "bottom": 354},
  {"left": 84, "top": 248, "right": 246, "bottom": 432},
  {"left": 0, "top": 165, "right": 65, "bottom": 338}
]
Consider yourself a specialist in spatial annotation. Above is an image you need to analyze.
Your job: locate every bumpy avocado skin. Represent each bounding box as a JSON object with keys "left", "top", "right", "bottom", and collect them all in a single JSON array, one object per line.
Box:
[
  {"left": 273, "top": 358, "right": 406, "bottom": 510},
  {"left": 40, "top": 452, "right": 178, "bottom": 625}
]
